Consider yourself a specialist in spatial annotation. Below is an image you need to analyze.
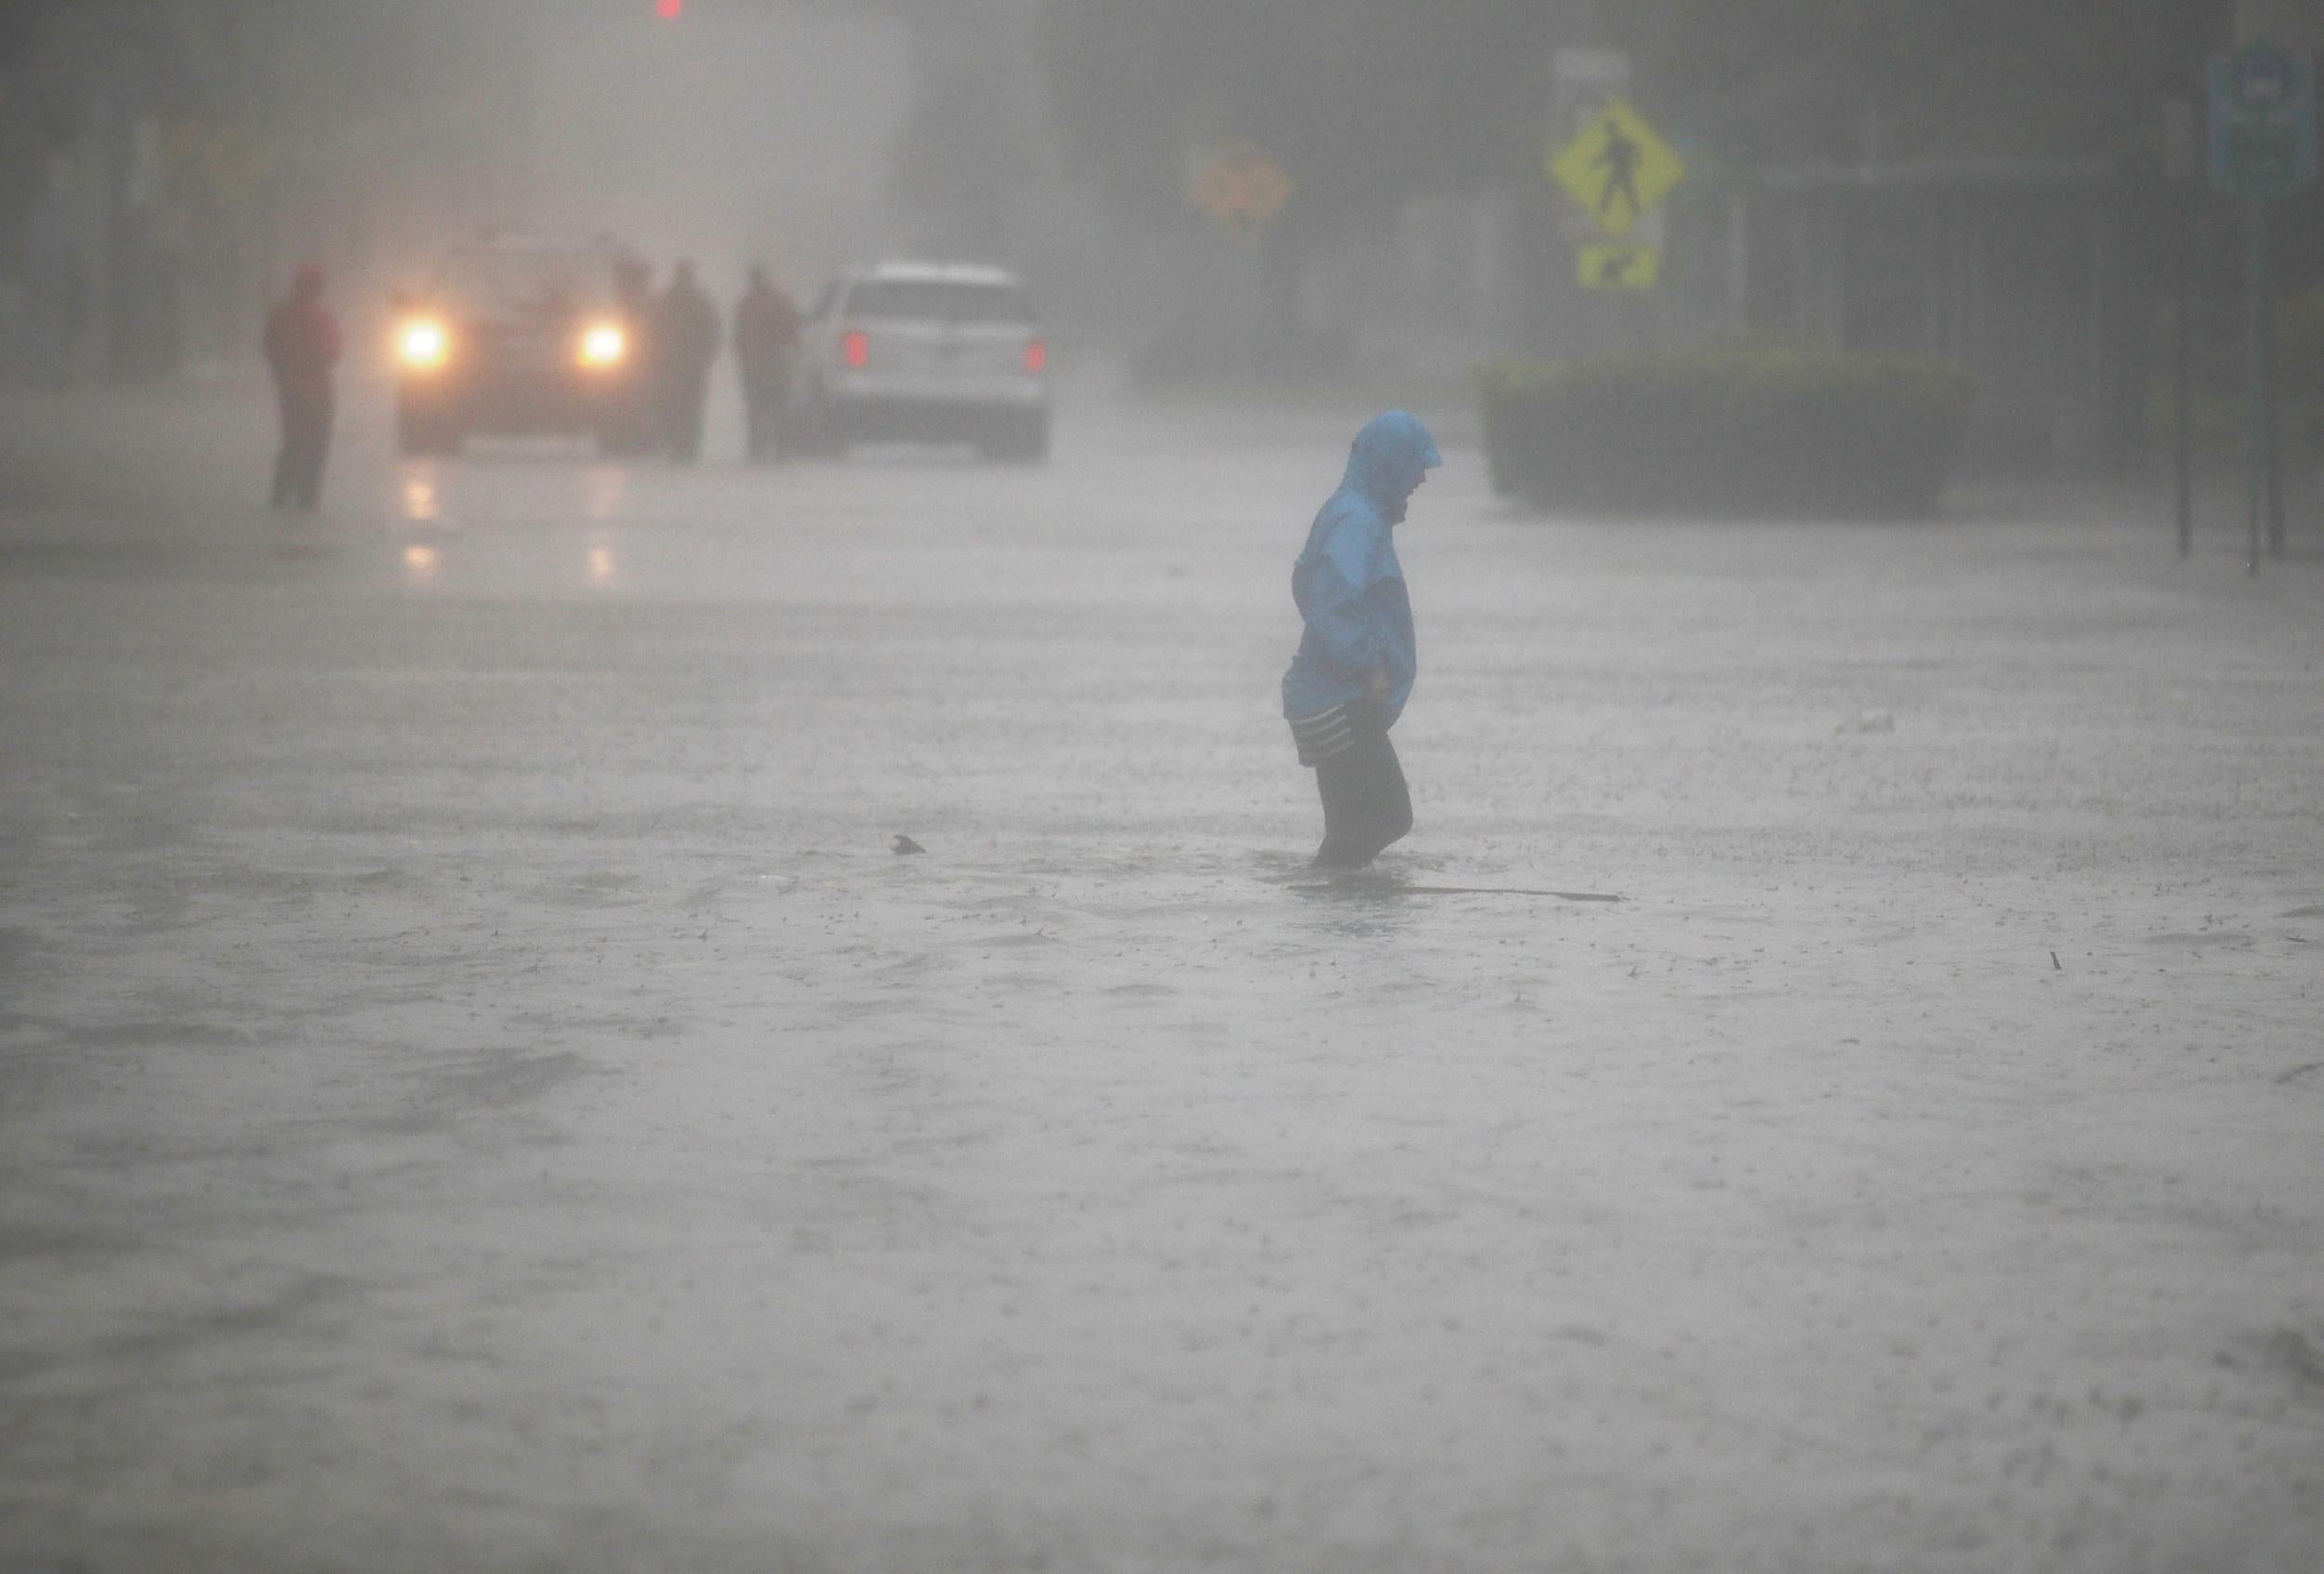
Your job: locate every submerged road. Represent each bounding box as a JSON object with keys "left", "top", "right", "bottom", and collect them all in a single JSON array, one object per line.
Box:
[{"left": 3, "top": 381, "right": 2322, "bottom": 1573}]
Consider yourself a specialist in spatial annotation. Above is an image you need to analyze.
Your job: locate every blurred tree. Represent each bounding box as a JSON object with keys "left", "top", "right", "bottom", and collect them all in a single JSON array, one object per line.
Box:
[
  {"left": 1040, "top": 0, "right": 1565, "bottom": 223},
  {"left": 1039, "top": 0, "right": 2185, "bottom": 222},
  {"left": 1617, "top": 0, "right": 2168, "bottom": 168},
  {"left": 890, "top": 66, "right": 1041, "bottom": 253},
  {"left": 0, "top": 0, "right": 63, "bottom": 67}
]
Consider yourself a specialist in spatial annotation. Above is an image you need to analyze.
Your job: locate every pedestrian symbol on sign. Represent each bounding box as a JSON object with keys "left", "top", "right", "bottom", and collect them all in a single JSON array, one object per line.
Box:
[
  {"left": 1593, "top": 122, "right": 1644, "bottom": 224},
  {"left": 1549, "top": 99, "right": 1684, "bottom": 239}
]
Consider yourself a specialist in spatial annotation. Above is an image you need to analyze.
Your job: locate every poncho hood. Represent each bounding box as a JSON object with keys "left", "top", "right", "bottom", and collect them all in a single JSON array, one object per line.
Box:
[{"left": 1338, "top": 410, "right": 1441, "bottom": 524}]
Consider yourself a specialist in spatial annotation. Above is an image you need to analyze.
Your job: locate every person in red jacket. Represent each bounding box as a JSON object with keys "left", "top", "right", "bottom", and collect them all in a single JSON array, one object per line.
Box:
[
  {"left": 262, "top": 262, "right": 341, "bottom": 511},
  {"left": 733, "top": 265, "right": 802, "bottom": 461}
]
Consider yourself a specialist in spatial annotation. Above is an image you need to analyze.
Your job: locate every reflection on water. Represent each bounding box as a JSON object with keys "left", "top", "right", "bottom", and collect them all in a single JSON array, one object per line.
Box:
[
  {"left": 588, "top": 542, "right": 616, "bottom": 588},
  {"left": 1287, "top": 866, "right": 1420, "bottom": 939},
  {"left": 398, "top": 460, "right": 442, "bottom": 525},
  {"left": 584, "top": 465, "right": 627, "bottom": 521},
  {"left": 1287, "top": 866, "right": 1620, "bottom": 938},
  {"left": 402, "top": 543, "right": 441, "bottom": 586}
]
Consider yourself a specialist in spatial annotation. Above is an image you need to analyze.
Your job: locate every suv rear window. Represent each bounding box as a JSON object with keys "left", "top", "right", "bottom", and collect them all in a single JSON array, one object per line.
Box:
[{"left": 844, "top": 280, "right": 1034, "bottom": 324}]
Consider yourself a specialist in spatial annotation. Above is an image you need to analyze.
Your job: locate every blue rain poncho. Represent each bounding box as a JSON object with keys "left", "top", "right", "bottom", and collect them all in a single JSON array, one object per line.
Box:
[{"left": 1280, "top": 410, "right": 1441, "bottom": 730}]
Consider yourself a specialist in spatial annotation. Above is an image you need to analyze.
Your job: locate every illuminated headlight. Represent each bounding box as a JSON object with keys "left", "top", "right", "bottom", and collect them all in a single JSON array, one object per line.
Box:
[
  {"left": 578, "top": 323, "right": 627, "bottom": 368},
  {"left": 397, "top": 319, "right": 450, "bottom": 370}
]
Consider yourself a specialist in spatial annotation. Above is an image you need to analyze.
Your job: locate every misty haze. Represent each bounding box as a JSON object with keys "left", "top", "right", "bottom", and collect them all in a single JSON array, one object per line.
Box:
[{"left": 3, "top": 3, "right": 2322, "bottom": 1572}]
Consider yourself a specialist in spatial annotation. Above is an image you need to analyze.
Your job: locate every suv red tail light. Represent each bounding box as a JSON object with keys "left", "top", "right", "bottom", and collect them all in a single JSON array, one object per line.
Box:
[
  {"left": 1023, "top": 337, "right": 1048, "bottom": 375},
  {"left": 840, "top": 329, "right": 870, "bottom": 369}
]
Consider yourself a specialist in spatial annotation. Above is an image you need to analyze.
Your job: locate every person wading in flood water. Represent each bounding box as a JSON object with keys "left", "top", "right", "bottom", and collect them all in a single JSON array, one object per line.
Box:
[{"left": 1282, "top": 410, "right": 1441, "bottom": 868}]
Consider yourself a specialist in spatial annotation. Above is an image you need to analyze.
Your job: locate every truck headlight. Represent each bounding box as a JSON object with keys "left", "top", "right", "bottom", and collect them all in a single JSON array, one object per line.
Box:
[
  {"left": 397, "top": 319, "right": 450, "bottom": 370},
  {"left": 578, "top": 323, "right": 627, "bottom": 368}
]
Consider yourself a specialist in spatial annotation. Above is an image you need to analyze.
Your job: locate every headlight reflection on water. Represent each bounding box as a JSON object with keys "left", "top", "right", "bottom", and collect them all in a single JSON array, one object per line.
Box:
[{"left": 585, "top": 466, "right": 627, "bottom": 521}]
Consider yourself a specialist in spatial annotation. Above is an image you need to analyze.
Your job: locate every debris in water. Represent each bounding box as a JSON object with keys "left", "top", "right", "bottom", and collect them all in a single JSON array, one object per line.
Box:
[{"left": 2261, "top": 1327, "right": 2324, "bottom": 1390}]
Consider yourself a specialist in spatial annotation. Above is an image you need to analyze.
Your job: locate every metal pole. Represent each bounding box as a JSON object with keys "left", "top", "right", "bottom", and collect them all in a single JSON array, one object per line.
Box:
[
  {"left": 2173, "top": 170, "right": 2194, "bottom": 558},
  {"left": 2244, "top": 194, "right": 2266, "bottom": 574},
  {"left": 2262, "top": 202, "right": 2285, "bottom": 557},
  {"left": 100, "top": 7, "right": 134, "bottom": 383}
]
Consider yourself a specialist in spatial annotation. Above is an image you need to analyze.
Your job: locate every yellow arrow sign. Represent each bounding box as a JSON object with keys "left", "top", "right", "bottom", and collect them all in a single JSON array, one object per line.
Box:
[
  {"left": 1550, "top": 98, "right": 1684, "bottom": 238},
  {"left": 1577, "top": 243, "right": 1659, "bottom": 290}
]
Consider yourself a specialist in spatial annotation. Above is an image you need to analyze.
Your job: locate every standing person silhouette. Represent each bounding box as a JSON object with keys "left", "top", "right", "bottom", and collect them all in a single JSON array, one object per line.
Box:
[
  {"left": 1594, "top": 121, "right": 1643, "bottom": 224},
  {"left": 733, "top": 265, "right": 802, "bottom": 462},
  {"left": 262, "top": 262, "right": 340, "bottom": 512},
  {"left": 1281, "top": 411, "right": 1442, "bottom": 868},
  {"left": 653, "top": 261, "right": 720, "bottom": 462}
]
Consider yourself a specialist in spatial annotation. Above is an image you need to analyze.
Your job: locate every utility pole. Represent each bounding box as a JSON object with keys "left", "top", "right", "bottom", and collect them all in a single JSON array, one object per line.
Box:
[
  {"left": 98, "top": 0, "right": 137, "bottom": 381},
  {"left": 2206, "top": 36, "right": 2313, "bottom": 571},
  {"left": 2153, "top": 0, "right": 2227, "bottom": 560},
  {"left": 2163, "top": 90, "right": 2199, "bottom": 561},
  {"left": 2238, "top": 0, "right": 2324, "bottom": 562}
]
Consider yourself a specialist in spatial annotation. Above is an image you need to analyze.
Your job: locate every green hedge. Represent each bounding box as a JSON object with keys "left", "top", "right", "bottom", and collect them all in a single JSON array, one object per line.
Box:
[{"left": 1478, "top": 347, "right": 1976, "bottom": 518}]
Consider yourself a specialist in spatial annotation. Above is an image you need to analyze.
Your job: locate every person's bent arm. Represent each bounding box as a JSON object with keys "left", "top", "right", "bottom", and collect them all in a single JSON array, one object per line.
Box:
[{"left": 1301, "top": 555, "right": 1381, "bottom": 685}]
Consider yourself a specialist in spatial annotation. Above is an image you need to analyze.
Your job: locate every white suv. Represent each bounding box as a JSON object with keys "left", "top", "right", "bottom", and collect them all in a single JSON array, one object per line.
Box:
[{"left": 792, "top": 262, "right": 1050, "bottom": 462}]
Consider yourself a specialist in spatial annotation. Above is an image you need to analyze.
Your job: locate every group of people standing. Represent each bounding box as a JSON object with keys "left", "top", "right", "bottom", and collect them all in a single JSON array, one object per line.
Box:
[
  {"left": 613, "top": 258, "right": 803, "bottom": 464},
  {"left": 261, "top": 257, "right": 808, "bottom": 512}
]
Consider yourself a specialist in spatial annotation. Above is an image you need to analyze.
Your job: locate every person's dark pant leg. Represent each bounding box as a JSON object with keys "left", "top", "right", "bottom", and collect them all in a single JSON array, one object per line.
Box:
[
  {"left": 741, "top": 366, "right": 780, "bottom": 460},
  {"left": 291, "top": 390, "right": 333, "bottom": 510},
  {"left": 1312, "top": 715, "right": 1412, "bottom": 868},
  {"left": 654, "top": 376, "right": 683, "bottom": 457},
  {"left": 272, "top": 388, "right": 330, "bottom": 510},
  {"left": 669, "top": 377, "right": 708, "bottom": 461},
  {"left": 741, "top": 385, "right": 765, "bottom": 461},
  {"left": 270, "top": 387, "right": 299, "bottom": 508}
]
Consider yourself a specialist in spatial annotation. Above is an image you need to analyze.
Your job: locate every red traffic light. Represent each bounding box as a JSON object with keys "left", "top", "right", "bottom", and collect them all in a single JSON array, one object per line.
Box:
[{"left": 655, "top": 0, "right": 683, "bottom": 18}]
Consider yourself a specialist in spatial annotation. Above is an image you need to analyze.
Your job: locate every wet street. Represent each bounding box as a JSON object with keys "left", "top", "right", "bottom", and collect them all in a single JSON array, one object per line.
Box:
[{"left": 4, "top": 381, "right": 2324, "bottom": 1573}]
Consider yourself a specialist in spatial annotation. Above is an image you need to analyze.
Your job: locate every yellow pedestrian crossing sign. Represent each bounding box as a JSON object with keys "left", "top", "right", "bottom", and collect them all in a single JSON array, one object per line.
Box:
[
  {"left": 1577, "top": 243, "right": 1658, "bottom": 290},
  {"left": 1551, "top": 98, "right": 1684, "bottom": 238}
]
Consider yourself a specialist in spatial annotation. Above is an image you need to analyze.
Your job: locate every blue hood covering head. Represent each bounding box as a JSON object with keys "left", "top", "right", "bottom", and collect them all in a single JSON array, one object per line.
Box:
[{"left": 1342, "top": 410, "right": 1442, "bottom": 524}]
